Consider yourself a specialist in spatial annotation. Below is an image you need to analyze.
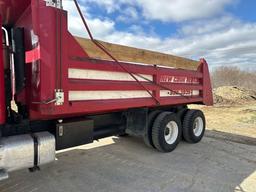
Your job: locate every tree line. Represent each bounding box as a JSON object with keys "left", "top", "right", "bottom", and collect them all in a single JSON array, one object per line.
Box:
[{"left": 211, "top": 66, "right": 256, "bottom": 90}]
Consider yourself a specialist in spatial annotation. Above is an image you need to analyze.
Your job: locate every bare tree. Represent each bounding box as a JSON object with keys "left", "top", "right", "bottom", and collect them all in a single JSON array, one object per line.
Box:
[{"left": 211, "top": 66, "right": 256, "bottom": 90}]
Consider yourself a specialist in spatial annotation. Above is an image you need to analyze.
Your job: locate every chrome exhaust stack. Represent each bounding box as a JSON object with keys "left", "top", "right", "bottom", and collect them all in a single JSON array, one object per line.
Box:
[{"left": 0, "top": 132, "right": 55, "bottom": 180}]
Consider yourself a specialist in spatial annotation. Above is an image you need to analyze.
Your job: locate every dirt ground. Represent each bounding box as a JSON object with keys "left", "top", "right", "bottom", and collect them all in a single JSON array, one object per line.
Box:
[
  {"left": 191, "top": 102, "right": 256, "bottom": 143},
  {"left": 204, "top": 86, "right": 256, "bottom": 142}
]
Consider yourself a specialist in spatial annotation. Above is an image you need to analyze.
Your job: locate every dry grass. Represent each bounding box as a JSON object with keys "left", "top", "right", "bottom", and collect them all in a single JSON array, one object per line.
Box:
[{"left": 191, "top": 103, "right": 256, "bottom": 139}]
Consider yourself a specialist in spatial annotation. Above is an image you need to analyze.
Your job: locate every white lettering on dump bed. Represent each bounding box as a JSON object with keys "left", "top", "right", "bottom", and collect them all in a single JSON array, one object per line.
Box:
[
  {"left": 160, "top": 90, "right": 200, "bottom": 97},
  {"left": 160, "top": 76, "right": 199, "bottom": 84}
]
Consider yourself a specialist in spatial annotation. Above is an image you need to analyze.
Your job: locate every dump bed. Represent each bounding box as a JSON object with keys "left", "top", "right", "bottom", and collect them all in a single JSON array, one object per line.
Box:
[{"left": 0, "top": 0, "right": 213, "bottom": 121}]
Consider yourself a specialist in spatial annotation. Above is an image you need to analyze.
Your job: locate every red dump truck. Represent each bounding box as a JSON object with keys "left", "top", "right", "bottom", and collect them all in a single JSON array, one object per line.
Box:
[{"left": 0, "top": 0, "right": 213, "bottom": 180}]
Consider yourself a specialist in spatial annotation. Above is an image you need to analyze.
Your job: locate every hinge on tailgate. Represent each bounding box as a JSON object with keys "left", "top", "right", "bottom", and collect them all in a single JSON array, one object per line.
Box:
[
  {"left": 45, "top": 0, "right": 63, "bottom": 9},
  {"left": 55, "top": 89, "right": 64, "bottom": 106}
]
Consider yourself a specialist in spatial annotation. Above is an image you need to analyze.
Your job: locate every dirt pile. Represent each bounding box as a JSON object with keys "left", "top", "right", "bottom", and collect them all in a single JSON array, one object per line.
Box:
[{"left": 213, "top": 86, "right": 256, "bottom": 105}]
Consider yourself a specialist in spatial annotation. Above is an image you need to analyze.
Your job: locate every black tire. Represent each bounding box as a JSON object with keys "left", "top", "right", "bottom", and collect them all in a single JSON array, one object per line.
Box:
[
  {"left": 176, "top": 108, "right": 189, "bottom": 140},
  {"left": 152, "top": 112, "right": 182, "bottom": 152},
  {"left": 176, "top": 108, "right": 188, "bottom": 122},
  {"left": 118, "top": 133, "right": 129, "bottom": 137},
  {"left": 143, "top": 110, "right": 162, "bottom": 148},
  {"left": 183, "top": 109, "right": 206, "bottom": 143}
]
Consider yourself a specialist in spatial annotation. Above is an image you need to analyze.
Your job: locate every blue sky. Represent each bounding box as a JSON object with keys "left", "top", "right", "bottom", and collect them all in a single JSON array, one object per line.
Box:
[{"left": 63, "top": 0, "right": 256, "bottom": 71}]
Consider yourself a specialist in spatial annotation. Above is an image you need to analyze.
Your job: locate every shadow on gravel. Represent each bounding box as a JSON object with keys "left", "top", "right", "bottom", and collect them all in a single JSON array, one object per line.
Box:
[{"left": 205, "top": 130, "right": 256, "bottom": 146}]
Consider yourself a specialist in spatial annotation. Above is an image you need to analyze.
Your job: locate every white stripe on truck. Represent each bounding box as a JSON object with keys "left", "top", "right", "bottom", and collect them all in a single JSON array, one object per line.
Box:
[
  {"left": 68, "top": 68, "right": 200, "bottom": 101},
  {"left": 69, "top": 91, "right": 153, "bottom": 101},
  {"left": 68, "top": 68, "right": 153, "bottom": 82},
  {"left": 69, "top": 90, "right": 200, "bottom": 101}
]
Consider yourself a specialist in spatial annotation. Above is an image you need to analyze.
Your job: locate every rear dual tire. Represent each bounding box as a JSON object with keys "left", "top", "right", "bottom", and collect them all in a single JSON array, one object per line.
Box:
[
  {"left": 143, "top": 110, "right": 162, "bottom": 148},
  {"left": 182, "top": 109, "right": 206, "bottom": 143},
  {"left": 143, "top": 109, "right": 206, "bottom": 152},
  {"left": 151, "top": 112, "right": 182, "bottom": 152}
]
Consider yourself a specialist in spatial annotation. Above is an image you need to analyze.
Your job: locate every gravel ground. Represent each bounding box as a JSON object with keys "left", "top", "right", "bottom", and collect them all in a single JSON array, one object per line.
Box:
[{"left": 0, "top": 134, "right": 255, "bottom": 192}]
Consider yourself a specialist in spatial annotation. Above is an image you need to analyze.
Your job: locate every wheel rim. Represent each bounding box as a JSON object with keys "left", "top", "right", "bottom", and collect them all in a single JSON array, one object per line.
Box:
[
  {"left": 164, "top": 121, "right": 179, "bottom": 144},
  {"left": 193, "top": 117, "right": 204, "bottom": 137}
]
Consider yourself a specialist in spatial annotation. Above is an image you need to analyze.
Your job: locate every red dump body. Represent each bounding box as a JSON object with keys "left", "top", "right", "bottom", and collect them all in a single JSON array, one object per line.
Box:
[{"left": 0, "top": 0, "right": 213, "bottom": 123}]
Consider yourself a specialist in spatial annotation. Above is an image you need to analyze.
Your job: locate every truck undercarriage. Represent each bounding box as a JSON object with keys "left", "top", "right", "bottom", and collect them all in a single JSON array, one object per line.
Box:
[{"left": 0, "top": 0, "right": 213, "bottom": 180}]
